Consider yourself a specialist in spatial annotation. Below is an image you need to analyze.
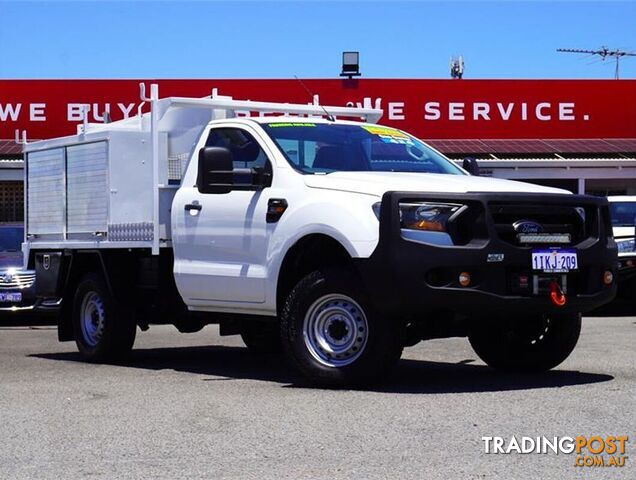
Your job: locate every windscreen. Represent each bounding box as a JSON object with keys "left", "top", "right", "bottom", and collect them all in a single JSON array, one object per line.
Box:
[
  {"left": 262, "top": 123, "right": 464, "bottom": 175},
  {"left": 609, "top": 202, "right": 636, "bottom": 227}
]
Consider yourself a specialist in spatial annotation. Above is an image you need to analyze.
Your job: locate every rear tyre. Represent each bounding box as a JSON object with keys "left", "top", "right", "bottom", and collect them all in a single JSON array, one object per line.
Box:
[
  {"left": 281, "top": 268, "right": 404, "bottom": 387},
  {"left": 72, "top": 273, "right": 136, "bottom": 362},
  {"left": 240, "top": 321, "right": 282, "bottom": 354},
  {"left": 468, "top": 313, "right": 581, "bottom": 372}
]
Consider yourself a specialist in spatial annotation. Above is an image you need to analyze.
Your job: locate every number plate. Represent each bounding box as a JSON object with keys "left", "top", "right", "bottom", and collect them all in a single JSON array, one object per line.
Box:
[
  {"left": 532, "top": 249, "right": 578, "bottom": 273},
  {"left": 0, "top": 292, "right": 22, "bottom": 303}
]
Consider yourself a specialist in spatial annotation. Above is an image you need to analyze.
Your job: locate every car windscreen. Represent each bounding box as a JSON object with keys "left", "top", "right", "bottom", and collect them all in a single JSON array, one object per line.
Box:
[
  {"left": 262, "top": 123, "right": 464, "bottom": 175},
  {"left": 0, "top": 226, "right": 24, "bottom": 252},
  {"left": 609, "top": 202, "right": 636, "bottom": 227}
]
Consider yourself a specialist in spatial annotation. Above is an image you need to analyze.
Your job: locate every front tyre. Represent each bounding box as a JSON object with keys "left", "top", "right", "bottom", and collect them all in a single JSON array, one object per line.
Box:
[
  {"left": 468, "top": 313, "right": 581, "bottom": 372},
  {"left": 281, "top": 268, "right": 403, "bottom": 387},
  {"left": 72, "top": 273, "right": 136, "bottom": 362}
]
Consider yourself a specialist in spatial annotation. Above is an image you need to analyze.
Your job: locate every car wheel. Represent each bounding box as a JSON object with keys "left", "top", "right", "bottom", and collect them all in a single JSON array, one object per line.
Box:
[
  {"left": 468, "top": 313, "right": 581, "bottom": 372},
  {"left": 281, "top": 268, "right": 404, "bottom": 387},
  {"left": 73, "top": 273, "right": 136, "bottom": 362}
]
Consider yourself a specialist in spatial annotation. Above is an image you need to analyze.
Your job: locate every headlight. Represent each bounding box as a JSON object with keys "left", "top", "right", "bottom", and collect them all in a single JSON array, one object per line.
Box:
[
  {"left": 399, "top": 202, "right": 463, "bottom": 232},
  {"left": 617, "top": 238, "right": 636, "bottom": 253}
]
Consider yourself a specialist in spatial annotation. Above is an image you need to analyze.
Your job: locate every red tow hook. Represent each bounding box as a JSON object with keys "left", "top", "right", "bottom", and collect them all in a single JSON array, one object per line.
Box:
[{"left": 549, "top": 281, "right": 567, "bottom": 307}]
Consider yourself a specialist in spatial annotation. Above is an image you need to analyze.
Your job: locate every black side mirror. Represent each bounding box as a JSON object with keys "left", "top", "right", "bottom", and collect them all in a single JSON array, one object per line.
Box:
[
  {"left": 197, "top": 147, "right": 233, "bottom": 194},
  {"left": 462, "top": 156, "right": 480, "bottom": 176}
]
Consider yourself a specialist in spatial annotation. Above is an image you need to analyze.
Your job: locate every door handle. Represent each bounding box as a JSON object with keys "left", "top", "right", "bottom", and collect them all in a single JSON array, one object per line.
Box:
[{"left": 185, "top": 203, "right": 202, "bottom": 212}]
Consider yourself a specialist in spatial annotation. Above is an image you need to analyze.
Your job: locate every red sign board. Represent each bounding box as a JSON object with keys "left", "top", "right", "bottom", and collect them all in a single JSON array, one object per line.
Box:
[{"left": 1, "top": 79, "right": 634, "bottom": 140}]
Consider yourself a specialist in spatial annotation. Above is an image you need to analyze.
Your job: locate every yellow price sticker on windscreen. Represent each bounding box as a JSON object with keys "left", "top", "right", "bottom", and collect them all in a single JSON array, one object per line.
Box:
[
  {"left": 362, "top": 125, "right": 414, "bottom": 145},
  {"left": 362, "top": 125, "right": 409, "bottom": 138}
]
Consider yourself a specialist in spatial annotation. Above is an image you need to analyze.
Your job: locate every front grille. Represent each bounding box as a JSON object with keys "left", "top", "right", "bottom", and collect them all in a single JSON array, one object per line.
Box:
[
  {"left": 490, "top": 202, "right": 588, "bottom": 246},
  {"left": 0, "top": 271, "right": 35, "bottom": 289}
]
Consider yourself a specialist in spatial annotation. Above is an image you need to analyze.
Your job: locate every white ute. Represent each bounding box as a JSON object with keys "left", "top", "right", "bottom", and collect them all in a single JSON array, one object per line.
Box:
[
  {"left": 607, "top": 196, "right": 636, "bottom": 301},
  {"left": 22, "top": 84, "right": 617, "bottom": 386}
]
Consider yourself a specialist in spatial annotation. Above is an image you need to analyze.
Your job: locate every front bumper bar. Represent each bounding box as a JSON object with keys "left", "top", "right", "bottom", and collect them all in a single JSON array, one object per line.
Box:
[{"left": 355, "top": 191, "right": 618, "bottom": 317}]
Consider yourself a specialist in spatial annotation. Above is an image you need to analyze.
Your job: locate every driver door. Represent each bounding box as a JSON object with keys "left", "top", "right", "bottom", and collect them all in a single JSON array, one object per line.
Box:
[{"left": 173, "top": 126, "right": 274, "bottom": 308}]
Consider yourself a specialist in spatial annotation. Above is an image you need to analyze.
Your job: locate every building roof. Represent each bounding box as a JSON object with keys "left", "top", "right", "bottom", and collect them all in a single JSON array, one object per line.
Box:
[
  {"left": 0, "top": 140, "right": 25, "bottom": 156},
  {"left": 0, "top": 158, "right": 24, "bottom": 168},
  {"left": 425, "top": 138, "right": 636, "bottom": 155},
  {"left": 475, "top": 157, "right": 636, "bottom": 167},
  {"left": 2, "top": 137, "right": 636, "bottom": 158}
]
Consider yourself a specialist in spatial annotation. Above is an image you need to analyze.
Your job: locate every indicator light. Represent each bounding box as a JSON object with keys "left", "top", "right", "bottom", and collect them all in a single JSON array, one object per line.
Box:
[{"left": 266, "top": 199, "right": 288, "bottom": 223}]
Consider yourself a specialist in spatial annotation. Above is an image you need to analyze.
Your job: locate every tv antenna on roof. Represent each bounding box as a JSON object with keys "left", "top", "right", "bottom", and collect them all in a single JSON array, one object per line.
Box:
[
  {"left": 450, "top": 55, "right": 464, "bottom": 79},
  {"left": 557, "top": 46, "right": 636, "bottom": 79}
]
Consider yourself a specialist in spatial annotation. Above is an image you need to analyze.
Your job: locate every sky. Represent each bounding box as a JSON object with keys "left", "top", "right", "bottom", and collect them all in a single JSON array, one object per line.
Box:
[{"left": 0, "top": 0, "right": 634, "bottom": 80}]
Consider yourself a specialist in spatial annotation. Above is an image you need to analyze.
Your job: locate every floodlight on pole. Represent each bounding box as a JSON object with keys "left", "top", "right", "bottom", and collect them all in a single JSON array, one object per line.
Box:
[{"left": 340, "top": 51, "right": 361, "bottom": 79}]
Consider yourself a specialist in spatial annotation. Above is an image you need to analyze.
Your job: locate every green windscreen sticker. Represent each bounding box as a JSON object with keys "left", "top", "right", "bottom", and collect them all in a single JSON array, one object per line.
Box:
[{"left": 267, "top": 122, "right": 316, "bottom": 128}]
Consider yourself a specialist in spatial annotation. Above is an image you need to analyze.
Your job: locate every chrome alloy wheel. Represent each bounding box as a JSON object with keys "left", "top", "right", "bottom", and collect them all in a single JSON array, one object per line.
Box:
[
  {"left": 302, "top": 294, "right": 369, "bottom": 367},
  {"left": 80, "top": 291, "right": 106, "bottom": 347}
]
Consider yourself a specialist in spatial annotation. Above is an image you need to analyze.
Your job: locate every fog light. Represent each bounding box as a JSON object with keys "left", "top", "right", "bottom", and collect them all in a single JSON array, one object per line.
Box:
[
  {"left": 603, "top": 270, "right": 614, "bottom": 285},
  {"left": 459, "top": 272, "right": 471, "bottom": 287}
]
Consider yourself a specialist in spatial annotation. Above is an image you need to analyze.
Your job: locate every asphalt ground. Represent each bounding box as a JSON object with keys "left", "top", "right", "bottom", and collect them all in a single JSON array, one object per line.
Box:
[{"left": 0, "top": 315, "right": 633, "bottom": 480}]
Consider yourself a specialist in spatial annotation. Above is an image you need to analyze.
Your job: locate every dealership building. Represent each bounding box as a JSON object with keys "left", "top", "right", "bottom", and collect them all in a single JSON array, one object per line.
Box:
[{"left": 1, "top": 79, "right": 635, "bottom": 222}]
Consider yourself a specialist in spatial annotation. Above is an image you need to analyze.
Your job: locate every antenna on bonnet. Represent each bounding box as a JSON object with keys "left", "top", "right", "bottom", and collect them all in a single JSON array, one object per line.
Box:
[{"left": 294, "top": 75, "right": 335, "bottom": 122}]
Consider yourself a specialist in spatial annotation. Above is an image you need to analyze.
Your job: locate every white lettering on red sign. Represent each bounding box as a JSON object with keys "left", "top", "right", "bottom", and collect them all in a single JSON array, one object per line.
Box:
[
  {"left": 449, "top": 103, "right": 465, "bottom": 120},
  {"left": 29, "top": 103, "right": 46, "bottom": 121},
  {"left": 424, "top": 101, "right": 582, "bottom": 122},
  {"left": 67, "top": 103, "right": 137, "bottom": 122},
  {"left": 388, "top": 102, "right": 405, "bottom": 120},
  {"left": 67, "top": 103, "right": 86, "bottom": 121},
  {"left": 559, "top": 103, "right": 575, "bottom": 120},
  {"left": 424, "top": 102, "right": 441, "bottom": 120},
  {"left": 118, "top": 103, "right": 136, "bottom": 118},
  {"left": 473, "top": 103, "right": 490, "bottom": 120},
  {"left": 497, "top": 103, "right": 514, "bottom": 121},
  {"left": 0, "top": 97, "right": 593, "bottom": 130},
  {"left": 0, "top": 104, "right": 21, "bottom": 121},
  {"left": 536, "top": 103, "right": 551, "bottom": 121}
]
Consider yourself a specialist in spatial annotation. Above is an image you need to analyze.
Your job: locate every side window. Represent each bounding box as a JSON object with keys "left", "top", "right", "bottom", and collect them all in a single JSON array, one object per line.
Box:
[
  {"left": 276, "top": 139, "right": 300, "bottom": 165},
  {"left": 206, "top": 128, "right": 269, "bottom": 170},
  {"left": 271, "top": 137, "right": 319, "bottom": 169}
]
